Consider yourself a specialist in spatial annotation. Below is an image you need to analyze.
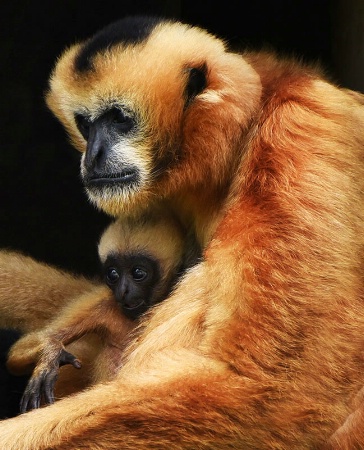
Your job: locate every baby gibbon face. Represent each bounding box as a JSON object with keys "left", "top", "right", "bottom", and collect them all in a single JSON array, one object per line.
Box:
[
  {"left": 102, "top": 251, "right": 161, "bottom": 320},
  {"left": 46, "top": 16, "right": 261, "bottom": 216}
]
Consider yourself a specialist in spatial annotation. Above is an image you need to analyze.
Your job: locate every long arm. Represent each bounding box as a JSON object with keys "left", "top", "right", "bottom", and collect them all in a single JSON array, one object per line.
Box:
[{"left": 0, "top": 250, "right": 96, "bottom": 333}]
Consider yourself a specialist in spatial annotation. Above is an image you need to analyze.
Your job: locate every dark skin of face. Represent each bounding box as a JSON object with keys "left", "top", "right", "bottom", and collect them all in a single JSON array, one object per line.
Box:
[
  {"left": 75, "top": 108, "right": 139, "bottom": 188},
  {"left": 103, "top": 253, "right": 162, "bottom": 320}
]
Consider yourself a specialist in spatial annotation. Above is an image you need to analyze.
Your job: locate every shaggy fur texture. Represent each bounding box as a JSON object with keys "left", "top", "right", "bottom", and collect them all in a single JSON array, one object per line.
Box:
[{"left": 1, "top": 16, "right": 364, "bottom": 449}]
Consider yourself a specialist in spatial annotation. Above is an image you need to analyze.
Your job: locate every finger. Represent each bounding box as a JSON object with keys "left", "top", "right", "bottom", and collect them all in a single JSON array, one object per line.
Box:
[
  {"left": 43, "top": 369, "right": 59, "bottom": 405},
  {"left": 72, "top": 358, "right": 82, "bottom": 369},
  {"left": 20, "top": 372, "right": 44, "bottom": 413},
  {"left": 59, "top": 349, "right": 82, "bottom": 369}
]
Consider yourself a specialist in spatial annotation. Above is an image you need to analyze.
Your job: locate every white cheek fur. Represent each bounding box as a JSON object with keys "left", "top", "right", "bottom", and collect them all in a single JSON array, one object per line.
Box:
[{"left": 109, "top": 140, "right": 150, "bottom": 179}]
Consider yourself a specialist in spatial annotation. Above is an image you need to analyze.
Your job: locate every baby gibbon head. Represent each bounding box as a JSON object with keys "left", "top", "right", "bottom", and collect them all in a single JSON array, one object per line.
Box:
[{"left": 98, "top": 209, "right": 186, "bottom": 319}]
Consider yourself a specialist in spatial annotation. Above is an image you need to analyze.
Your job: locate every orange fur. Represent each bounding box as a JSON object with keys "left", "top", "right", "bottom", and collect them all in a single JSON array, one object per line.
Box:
[
  {"left": 323, "top": 386, "right": 364, "bottom": 449},
  {"left": 1, "top": 16, "right": 364, "bottom": 449}
]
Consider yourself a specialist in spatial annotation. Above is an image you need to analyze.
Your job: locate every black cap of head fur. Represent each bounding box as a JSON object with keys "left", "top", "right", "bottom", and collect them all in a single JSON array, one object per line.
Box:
[{"left": 75, "top": 16, "right": 166, "bottom": 72}]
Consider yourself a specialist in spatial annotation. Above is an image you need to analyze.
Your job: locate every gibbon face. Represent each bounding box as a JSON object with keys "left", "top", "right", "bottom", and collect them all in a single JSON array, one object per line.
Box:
[
  {"left": 101, "top": 251, "right": 161, "bottom": 320},
  {"left": 98, "top": 211, "right": 186, "bottom": 319},
  {"left": 46, "top": 16, "right": 261, "bottom": 216}
]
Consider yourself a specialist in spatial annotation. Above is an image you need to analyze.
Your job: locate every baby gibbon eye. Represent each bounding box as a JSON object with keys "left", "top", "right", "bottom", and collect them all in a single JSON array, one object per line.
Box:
[
  {"left": 106, "top": 267, "right": 120, "bottom": 285},
  {"left": 74, "top": 114, "right": 91, "bottom": 140},
  {"left": 131, "top": 267, "right": 147, "bottom": 281}
]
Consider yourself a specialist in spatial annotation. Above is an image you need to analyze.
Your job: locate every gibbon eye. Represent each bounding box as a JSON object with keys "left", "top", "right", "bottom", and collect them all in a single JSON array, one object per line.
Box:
[
  {"left": 111, "top": 109, "right": 128, "bottom": 124},
  {"left": 106, "top": 267, "right": 120, "bottom": 285},
  {"left": 109, "top": 108, "right": 134, "bottom": 133},
  {"left": 74, "top": 114, "right": 91, "bottom": 140},
  {"left": 131, "top": 267, "right": 147, "bottom": 281}
]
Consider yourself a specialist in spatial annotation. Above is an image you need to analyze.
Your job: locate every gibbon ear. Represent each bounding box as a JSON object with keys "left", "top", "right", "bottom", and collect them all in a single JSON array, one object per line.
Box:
[{"left": 185, "top": 65, "right": 207, "bottom": 106}]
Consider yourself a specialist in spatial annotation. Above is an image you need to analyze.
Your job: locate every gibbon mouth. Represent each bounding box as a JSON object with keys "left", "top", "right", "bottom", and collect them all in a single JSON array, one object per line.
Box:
[
  {"left": 123, "top": 300, "right": 146, "bottom": 310},
  {"left": 85, "top": 169, "right": 138, "bottom": 186},
  {"left": 121, "top": 300, "right": 148, "bottom": 320}
]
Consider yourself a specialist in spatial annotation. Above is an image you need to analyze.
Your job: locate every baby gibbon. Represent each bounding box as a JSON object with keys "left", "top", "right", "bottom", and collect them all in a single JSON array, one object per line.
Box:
[{"left": 6, "top": 208, "right": 195, "bottom": 410}]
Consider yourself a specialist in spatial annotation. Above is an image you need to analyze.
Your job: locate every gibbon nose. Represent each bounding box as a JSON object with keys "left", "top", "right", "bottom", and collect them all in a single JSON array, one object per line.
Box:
[
  {"left": 84, "top": 127, "right": 109, "bottom": 173},
  {"left": 121, "top": 287, "right": 144, "bottom": 309},
  {"left": 116, "top": 280, "right": 129, "bottom": 303}
]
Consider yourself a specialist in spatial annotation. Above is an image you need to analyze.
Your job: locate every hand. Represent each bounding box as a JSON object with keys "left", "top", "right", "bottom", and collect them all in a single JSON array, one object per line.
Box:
[{"left": 20, "top": 348, "right": 81, "bottom": 413}]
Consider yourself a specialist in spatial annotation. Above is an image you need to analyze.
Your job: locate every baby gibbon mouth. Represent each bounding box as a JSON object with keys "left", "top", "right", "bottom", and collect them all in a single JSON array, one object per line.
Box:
[
  {"left": 122, "top": 300, "right": 148, "bottom": 321},
  {"left": 85, "top": 169, "right": 139, "bottom": 187},
  {"left": 123, "top": 300, "right": 145, "bottom": 310}
]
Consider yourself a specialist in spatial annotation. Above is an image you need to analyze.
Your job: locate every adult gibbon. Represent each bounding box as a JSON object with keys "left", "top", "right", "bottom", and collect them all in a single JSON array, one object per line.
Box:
[
  {"left": 4, "top": 208, "right": 191, "bottom": 410},
  {"left": 0, "top": 15, "right": 364, "bottom": 449}
]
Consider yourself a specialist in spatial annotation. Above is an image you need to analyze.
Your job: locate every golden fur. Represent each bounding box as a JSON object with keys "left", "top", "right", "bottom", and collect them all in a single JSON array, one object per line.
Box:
[
  {"left": 1, "top": 16, "right": 364, "bottom": 449},
  {"left": 0, "top": 250, "right": 96, "bottom": 333}
]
